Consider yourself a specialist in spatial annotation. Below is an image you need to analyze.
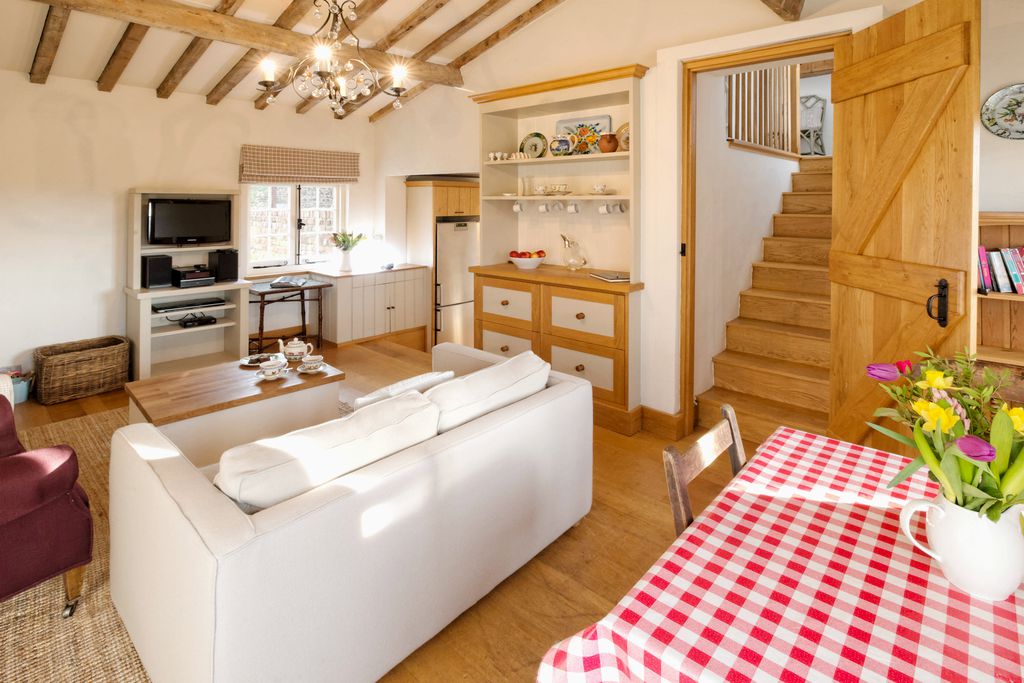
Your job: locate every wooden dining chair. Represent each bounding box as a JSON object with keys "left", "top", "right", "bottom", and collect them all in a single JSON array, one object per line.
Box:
[{"left": 662, "top": 404, "right": 746, "bottom": 536}]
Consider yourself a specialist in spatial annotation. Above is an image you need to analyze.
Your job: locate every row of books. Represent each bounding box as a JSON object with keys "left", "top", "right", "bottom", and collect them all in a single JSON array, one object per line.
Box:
[{"left": 979, "top": 247, "right": 1024, "bottom": 295}]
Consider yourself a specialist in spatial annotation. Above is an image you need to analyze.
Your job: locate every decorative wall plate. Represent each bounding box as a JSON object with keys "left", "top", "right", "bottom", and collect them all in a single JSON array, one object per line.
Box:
[
  {"left": 555, "top": 115, "right": 612, "bottom": 154},
  {"left": 982, "top": 84, "right": 1024, "bottom": 139},
  {"left": 615, "top": 122, "right": 631, "bottom": 151},
  {"left": 519, "top": 132, "right": 548, "bottom": 158}
]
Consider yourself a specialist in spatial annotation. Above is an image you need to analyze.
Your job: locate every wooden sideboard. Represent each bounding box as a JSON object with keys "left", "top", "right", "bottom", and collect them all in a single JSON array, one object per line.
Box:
[{"left": 470, "top": 264, "right": 643, "bottom": 435}]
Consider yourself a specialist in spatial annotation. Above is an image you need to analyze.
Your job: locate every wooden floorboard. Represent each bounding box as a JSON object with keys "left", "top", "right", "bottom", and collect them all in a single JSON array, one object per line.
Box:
[{"left": 13, "top": 341, "right": 736, "bottom": 680}]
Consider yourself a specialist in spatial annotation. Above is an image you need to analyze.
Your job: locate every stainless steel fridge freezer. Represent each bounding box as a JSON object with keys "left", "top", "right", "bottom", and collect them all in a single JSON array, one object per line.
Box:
[{"left": 434, "top": 216, "right": 481, "bottom": 346}]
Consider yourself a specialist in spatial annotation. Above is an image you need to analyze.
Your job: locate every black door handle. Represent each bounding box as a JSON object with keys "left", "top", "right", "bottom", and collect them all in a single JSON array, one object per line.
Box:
[{"left": 926, "top": 279, "right": 949, "bottom": 328}]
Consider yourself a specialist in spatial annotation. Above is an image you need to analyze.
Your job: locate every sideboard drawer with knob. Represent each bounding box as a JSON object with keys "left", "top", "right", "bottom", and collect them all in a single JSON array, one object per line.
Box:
[
  {"left": 541, "top": 336, "right": 624, "bottom": 405},
  {"left": 477, "top": 321, "right": 538, "bottom": 358},
  {"left": 476, "top": 277, "right": 538, "bottom": 330},
  {"left": 542, "top": 285, "right": 623, "bottom": 348}
]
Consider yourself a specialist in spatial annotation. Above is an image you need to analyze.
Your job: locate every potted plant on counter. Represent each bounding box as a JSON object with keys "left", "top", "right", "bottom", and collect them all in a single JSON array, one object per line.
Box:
[
  {"left": 867, "top": 350, "right": 1024, "bottom": 601},
  {"left": 331, "top": 231, "right": 366, "bottom": 272}
]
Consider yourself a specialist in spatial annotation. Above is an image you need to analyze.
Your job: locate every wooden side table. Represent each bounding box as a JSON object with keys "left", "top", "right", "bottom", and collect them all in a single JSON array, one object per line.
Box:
[{"left": 249, "top": 281, "right": 333, "bottom": 353}]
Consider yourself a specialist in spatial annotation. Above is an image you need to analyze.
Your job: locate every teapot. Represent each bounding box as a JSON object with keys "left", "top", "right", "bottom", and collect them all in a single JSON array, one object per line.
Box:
[
  {"left": 279, "top": 337, "right": 314, "bottom": 361},
  {"left": 549, "top": 133, "right": 578, "bottom": 157}
]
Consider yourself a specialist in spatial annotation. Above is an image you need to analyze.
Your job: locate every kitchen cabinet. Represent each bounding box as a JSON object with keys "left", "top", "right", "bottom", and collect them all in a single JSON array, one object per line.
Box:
[{"left": 308, "top": 266, "right": 429, "bottom": 345}]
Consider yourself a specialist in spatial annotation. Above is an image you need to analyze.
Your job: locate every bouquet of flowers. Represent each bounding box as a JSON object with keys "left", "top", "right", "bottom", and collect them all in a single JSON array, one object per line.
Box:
[
  {"left": 331, "top": 231, "right": 366, "bottom": 252},
  {"left": 867, "top": 350, "right": 1024, "bottom": 523}
]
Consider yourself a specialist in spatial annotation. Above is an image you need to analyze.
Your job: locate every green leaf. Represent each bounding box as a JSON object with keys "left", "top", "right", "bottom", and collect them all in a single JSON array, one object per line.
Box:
[
  {"left": 866, "top": 422, "right": 917, "bottom": 449},
  {"left": 991, "top": 410, "right": 1015, "bottom": 478},
  {"left": 964, "top": 498, "right": 985, "bottom": 511},
  {"left": 873, "top": 407, "right": 903, "bottom": 420},
  {"left": 940, "top": 448, "right": 964, "bottom": 505},
  {"left": 979, "top": 499, "right": 999, "bottom": 516},
  {"left": 988, "top": 506, "right": 1003, "bottom": 522},
  {"left": 887, "top": 456, "right": 926, "bottom": 488},
  {"left": 961, "top": 483, "right": 997, "bottom": 500}
]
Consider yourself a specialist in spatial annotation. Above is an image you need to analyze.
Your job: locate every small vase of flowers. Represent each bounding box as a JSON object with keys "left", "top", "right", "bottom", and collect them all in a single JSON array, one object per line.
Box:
[
  {"left": 867, "top": 350, "right": 1024, "bottom": 601},
  {"left": 331, "top": 231, "right": 366, "bottom": 272}
]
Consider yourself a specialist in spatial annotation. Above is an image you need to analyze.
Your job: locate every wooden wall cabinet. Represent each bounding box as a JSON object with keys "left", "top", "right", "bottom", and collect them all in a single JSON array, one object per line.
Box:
[{"left": 471, "top": 264, "right": 642, "bottom": 435}]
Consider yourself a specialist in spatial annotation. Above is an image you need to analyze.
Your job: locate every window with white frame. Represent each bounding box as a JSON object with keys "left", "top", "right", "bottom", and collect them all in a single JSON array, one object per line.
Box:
[{"left": 247, "top": 184, "right": 348, "bottom": 267}]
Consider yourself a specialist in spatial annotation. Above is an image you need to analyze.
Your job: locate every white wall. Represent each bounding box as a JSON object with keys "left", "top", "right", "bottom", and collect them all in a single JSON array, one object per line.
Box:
[
  {"left": 799, "top": 74, "right": 833, "bottom": 156},
  {"left": 694, "top": 73, "right": 799, "bottom": 395},
  {"left": 980, "top": 0, "right": 1024, "bottom": 211},
  {"left": 0, "top": 71, "right": 375, "bottom": 370}
]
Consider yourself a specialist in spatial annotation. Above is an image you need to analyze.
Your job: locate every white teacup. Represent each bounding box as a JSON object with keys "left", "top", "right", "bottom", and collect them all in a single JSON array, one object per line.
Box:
[
  {"left": 301, "top": 354, "right": 324, "bottom": 370},
  {"left": 488, "top": 152, "right": 498, "bottom": 161},
  {"left": 593, "top": 183, "right": 607, "bottom": 194},
  {"left": 260, "top": 359, "right": 287, "bottom": 377},
  {"left": 535, "top": 185, "right": 547, "bottom": 194}
]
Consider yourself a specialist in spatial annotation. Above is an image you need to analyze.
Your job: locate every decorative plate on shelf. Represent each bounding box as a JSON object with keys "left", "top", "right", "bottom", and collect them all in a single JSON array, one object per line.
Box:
[
  {"left": 519, "top": 132, "right": 548, "bottom": 158},
  {"left": 982, "top": 85, "right": 1024, "bottom": 139},
  {"left": 555, "top": 115, "right": 612, "bottom": 155},
  {"left": 615, "top": 122, "right": 631, "bottom": 151}
]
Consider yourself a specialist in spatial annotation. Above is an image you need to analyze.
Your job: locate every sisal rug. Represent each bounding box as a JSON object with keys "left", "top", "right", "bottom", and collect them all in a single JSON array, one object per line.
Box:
[{"left": 1, "top": 408, "right": 150, "bottom": 682}]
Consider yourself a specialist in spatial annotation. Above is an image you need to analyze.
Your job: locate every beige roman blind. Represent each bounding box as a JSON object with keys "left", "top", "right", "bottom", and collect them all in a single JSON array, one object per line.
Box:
[{"left": 239, "top": 144, "right": 360, "bottom": 184}]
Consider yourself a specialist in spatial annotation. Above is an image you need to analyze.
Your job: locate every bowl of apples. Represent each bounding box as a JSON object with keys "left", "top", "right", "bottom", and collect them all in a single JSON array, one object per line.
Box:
[{"left": 509, "top": 250, "right": 546, "bottom": 270}]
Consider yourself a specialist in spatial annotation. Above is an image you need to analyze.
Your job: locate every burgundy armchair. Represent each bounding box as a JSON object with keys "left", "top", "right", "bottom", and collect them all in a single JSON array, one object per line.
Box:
[{"left": 0, "top": 396, "right": 93, "bottom": 617}]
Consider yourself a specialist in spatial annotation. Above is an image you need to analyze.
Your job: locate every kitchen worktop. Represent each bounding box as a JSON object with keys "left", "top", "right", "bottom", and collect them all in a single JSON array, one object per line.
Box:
[{"left": 469, "top": 263, "right": 644, "bottom": 294}]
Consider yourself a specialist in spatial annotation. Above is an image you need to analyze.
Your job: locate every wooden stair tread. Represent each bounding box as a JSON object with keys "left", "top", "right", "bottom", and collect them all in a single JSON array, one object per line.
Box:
[
  {"left": 742, "top": 288, "right": 829, "bottom": 304},
  {"left": 783, "top": 191, "right": 831, "bottom": 197},
  {"left": 774, "top": 213, "right": 831, "bottom": 219},
  {"left": 697, "top": 387, "right": 829, "bottom": 432},
  {"left": 727, "top": 317, "right": 830, "bottom": 341},
  {"left": 713, "top": 350, "right": 829, "bottom": 383},
  {"left": 753, "top": 261, "right": 828, "bottom": 273},
  {"left": 764, "top": 236, "right": 831, "bottom": 245}
]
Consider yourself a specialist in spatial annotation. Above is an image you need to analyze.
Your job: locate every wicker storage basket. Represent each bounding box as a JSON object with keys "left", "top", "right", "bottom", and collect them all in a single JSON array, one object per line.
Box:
[{"left": 34, "top": 336, "right": 129, "bottom": 405}]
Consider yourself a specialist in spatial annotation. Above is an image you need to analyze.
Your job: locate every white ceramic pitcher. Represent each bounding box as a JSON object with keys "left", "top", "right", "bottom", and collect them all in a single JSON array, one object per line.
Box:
[{"left": 900, "top": 495, "right": 1024, "bottom": 601}]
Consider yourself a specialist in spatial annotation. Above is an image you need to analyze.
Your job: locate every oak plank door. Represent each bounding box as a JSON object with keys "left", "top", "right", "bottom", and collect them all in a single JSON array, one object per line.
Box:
[{"left": 828, "top": 0, "right": 981, "bottom": 444}]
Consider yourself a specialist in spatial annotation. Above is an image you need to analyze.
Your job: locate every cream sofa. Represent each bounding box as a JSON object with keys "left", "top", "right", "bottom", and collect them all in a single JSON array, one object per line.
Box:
[{"left": 109, "top": 344, "right": 593, "bottom": 683}]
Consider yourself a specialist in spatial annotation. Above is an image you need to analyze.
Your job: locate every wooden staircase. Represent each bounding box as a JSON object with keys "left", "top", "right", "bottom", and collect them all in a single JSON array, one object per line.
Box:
[{"left": 697, "top": 157, "right": 832, "bottom": 443}]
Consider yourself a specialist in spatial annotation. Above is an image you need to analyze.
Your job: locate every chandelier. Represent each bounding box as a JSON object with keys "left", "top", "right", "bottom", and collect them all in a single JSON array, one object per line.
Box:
[{"left": 257, "top": 0, "right": 408, "bottom": 117}]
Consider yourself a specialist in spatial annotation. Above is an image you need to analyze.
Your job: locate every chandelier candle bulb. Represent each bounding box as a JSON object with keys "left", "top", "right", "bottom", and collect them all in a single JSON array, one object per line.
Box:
[
  {"left": 259, "top": 58, "right": 276, "bottom": 84},
  {"left": 391, "top": 65, "right": 408, "bottom": 90}
]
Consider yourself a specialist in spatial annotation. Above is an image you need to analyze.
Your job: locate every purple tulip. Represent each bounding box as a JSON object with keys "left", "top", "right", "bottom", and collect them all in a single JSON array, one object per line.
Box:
[
  {"left": 956, "top": 435, "right": 997, "bottom": 462},
  {"left": 866, "top": 363, "right": 901, "bottom": 382}
]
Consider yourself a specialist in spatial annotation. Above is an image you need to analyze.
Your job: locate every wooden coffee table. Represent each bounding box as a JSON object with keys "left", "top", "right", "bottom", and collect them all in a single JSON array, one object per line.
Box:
[{"left": 126, "top": 359, "right": 346, "bottom": 467}]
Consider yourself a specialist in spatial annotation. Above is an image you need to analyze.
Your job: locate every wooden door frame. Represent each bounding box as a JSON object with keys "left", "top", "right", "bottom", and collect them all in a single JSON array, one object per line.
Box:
[{"left": 678, "top": 32, "right": 848, "bottom": 435}]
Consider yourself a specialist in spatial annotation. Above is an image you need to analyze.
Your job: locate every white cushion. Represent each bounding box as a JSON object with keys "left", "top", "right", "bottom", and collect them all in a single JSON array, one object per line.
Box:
[
  {"left": 214, "top": 391, "right": 440, "bottom": 510},
  {"left": 424, "top": 351, "right": 550, "bottom": 433},
  {"left": 352, "top": 371, "right": 455, "bottom": 410}
]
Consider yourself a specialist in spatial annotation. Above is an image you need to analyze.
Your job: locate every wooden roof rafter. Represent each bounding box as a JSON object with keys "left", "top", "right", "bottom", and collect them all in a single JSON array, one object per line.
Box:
[
  {"left": 760, "top": 0, "right": 804, "bottom": 21},
  {"left": 29, "top": 5, "right": 71, "bottom": 84},
  {"left": 27, "top": 0, "right": 463, "bottom": 105},
  {"left": 295, "top": 0, "right": 452, "bottom": 115},
  {"left": 156, "top": 0, "right": 249, "bottom": 99},
  {"left": 368, "top": 0, "right": 567, "bottom": 123}
]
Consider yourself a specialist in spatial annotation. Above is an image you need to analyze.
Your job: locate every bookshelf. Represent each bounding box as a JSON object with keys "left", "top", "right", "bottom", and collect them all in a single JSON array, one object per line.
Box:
[{"left": 977, "top": 212, "right": 1024, "bottom": 367}]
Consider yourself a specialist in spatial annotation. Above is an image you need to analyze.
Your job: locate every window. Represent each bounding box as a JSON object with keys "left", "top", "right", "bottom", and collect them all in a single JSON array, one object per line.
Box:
[{"left": 246, "top": 184, "right": 348, "bottom": 267}]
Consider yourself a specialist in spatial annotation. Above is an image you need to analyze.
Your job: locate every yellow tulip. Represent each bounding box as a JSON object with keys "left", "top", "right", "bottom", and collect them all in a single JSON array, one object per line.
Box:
[
  {"left": 915, "top": 370, "right": 955, "bottom": 391},
  {"left": 1001, "top": 403, "right": 1024, "bottom": 435},
  {"left": 912, "top": 400, "right": 960, "bottom": 434}
]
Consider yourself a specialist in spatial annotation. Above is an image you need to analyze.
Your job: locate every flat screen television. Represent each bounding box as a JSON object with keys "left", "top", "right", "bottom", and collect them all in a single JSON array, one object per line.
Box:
[{"left": 147, "top": 198, "right": 232, "bottom": 245}]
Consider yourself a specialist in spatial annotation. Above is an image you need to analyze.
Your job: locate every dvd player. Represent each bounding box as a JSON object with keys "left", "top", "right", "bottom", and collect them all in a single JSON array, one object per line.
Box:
[{"left": 151, "top": 297, "right": 226, "bottom": 314}]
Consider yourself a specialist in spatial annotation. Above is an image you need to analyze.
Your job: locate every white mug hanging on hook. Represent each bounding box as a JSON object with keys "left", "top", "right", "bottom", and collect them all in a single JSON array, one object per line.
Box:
[{"left": 512, "top": 201, "right": 524, "bottom": 214}]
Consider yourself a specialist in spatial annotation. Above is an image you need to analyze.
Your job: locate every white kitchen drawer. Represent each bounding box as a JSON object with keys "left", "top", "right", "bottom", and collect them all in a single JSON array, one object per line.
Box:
[
  {"left": 476, "top": 277, "right": 538, "bottom": 330},
  {"left": 542, "top": 336, "right": 625, "bottom": 405},
  {"left": 542, "top": 286, "right": 623, "bottom": 348},
  {"left": 479, "top": 322, "right": 536, "bottom": 358}
]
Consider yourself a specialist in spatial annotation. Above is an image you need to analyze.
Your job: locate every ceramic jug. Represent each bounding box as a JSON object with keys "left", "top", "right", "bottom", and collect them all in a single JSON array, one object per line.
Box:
[
  {"left": 550, "top": 134, "right": 578, "bottom": 157},
  {"left": 900, "top": 495, "right": 1024, "bottom": 601},
  {"left": 598, "top": 132, "right": 619, "bottom": 153}
]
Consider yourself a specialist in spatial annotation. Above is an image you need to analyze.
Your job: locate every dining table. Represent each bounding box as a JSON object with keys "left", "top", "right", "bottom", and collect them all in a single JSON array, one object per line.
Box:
[{"left": 538, "top": 427, "right": 1024, "bottom": 683}]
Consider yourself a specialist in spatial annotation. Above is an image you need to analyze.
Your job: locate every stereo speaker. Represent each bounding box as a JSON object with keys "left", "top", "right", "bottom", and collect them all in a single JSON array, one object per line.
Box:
[
  {"left": 141, "top": 254, "right": 172, "bottom": 289},
  {"left": 208, "top": 249, "right": 239, "bottom": 282}
]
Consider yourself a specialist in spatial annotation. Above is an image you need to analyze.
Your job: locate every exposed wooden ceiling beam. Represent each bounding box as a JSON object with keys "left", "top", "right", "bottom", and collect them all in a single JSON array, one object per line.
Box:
[
  {"left": 206, "top": 0, "right": 310, "bottom": 105},
  {"left": 31, "top": 0, "right": 463, "bottom": 94},
  {"left": 97, "top": 23, "right": 149, "bottom": 92},
  {"left": 29, "top": 5, "right": 71, "bottom": 84},
  {"left": 296, "top": 0, "right": 451, "bottom": 115},
  {"left": 255, "top": 0, "right": 390, "bottom": 110},
  {"left": 760, "top": 0, "right": 804, "bottom": 21},
  {"left": 156, "top": 0, "right": 248, "bottom": 99},
  {"left": 368, "top": 0, "right": 566, "bottom": 123},
  {"left": 337, "top": 0, "right": 513, "bottom": 119},
  {"left": 800, "top": 58, "right": 834, "bottom": 78}
]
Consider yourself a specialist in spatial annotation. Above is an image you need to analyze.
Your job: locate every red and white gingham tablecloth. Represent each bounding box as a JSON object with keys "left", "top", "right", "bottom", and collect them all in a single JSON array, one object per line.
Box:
[{"left": 538, "top": 427, "right": 1024, "bottom": 683}]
